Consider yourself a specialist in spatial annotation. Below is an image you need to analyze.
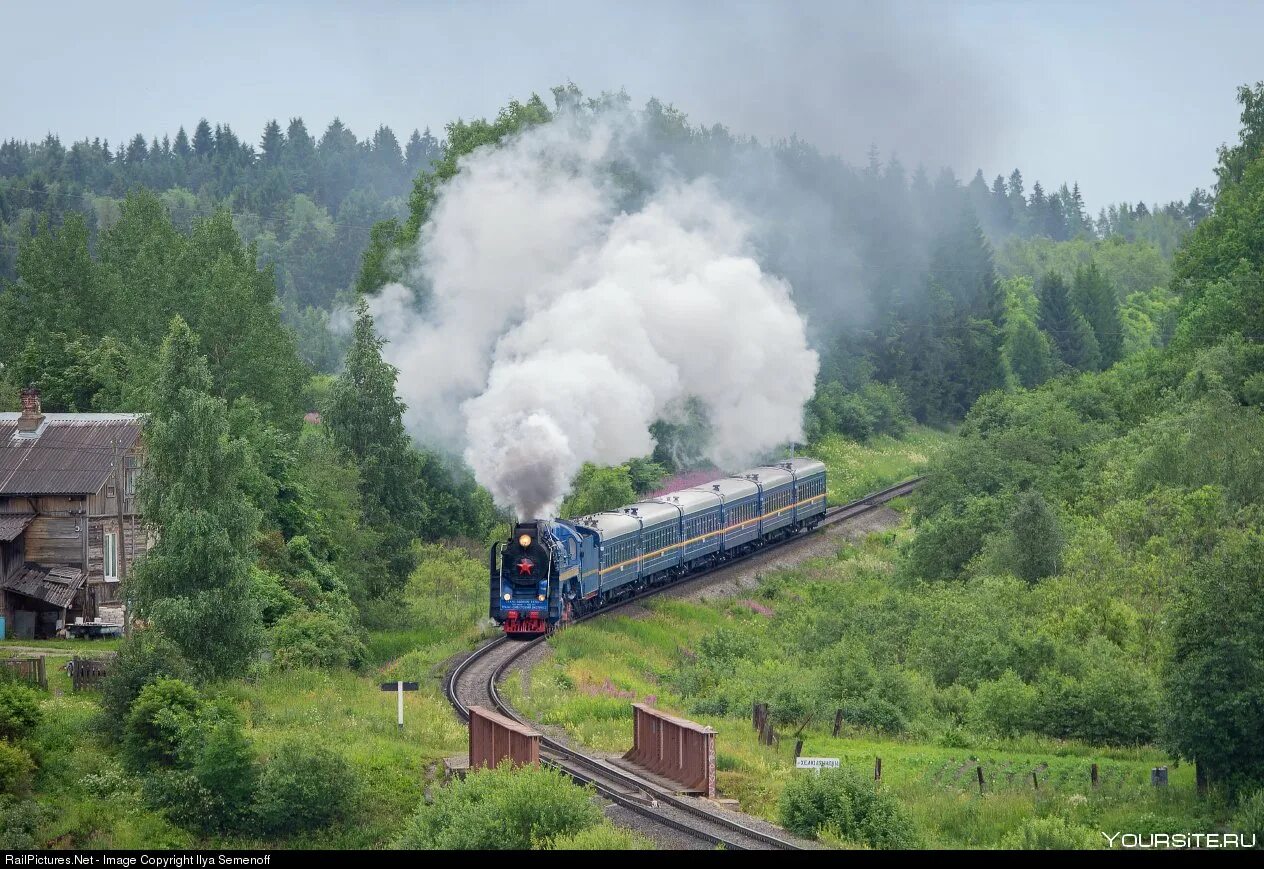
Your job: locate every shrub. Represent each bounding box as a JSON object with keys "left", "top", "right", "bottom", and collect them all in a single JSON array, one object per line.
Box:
[
  {"left": 998, "top": 816, "right": 1100, "bottom": 850},
  {"left": 0, "top": 794, "right": 46, "bottom": 848},
  {"left": 541, "top": 822, "right": 652, "bottom": 850},
  {"left": 393, "top": 762, "right": 603, "bottom": 849},
  {"left": 840, "top": 694, "right": 908, "bottom": 735},
  {"left": 253, "top": 740, "right": 358, "bottom": 835},
  {"left": 270, "top": 609, "right": 366, "bottom": 670},
  {"left": 191, "top": 717, "right": 257, "bottom": 820},
  {"left": 1034, "top": 655, "right": 1159, "bottom": 745},
  {"left": 970, "top": 670, "right": 1037, "bottom": 737},
  {"left": 100, "top": 630, "right": 193, "bottom": 740},
  {"left": 148, "top": 713, "right": 259, "bottom": 833},
  {"left": 1232, "top": 790, "right": 1264, "bottom": 849},
  {"left": 251, "top": 566, "right": 302, "bottom": 627},
  {"left": 141, "top": 769, "right": 219, "bottom": 831},
  {"left": 778, "top": 766, "right": 920, "bottom": 848},
  {"left": 0, "top": 682, "right": 43, "bottom": 741},
  {"left": 0, "top": 741, "right": 36, "bottom": 794},
  {"left": 122, "top": 678, "right": 203, "bottom": 771}
]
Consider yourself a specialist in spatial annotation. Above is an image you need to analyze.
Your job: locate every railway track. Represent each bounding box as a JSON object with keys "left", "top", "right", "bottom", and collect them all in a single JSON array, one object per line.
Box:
[{"left": 445, "top": 476, "right": 923, "bottom": 850}]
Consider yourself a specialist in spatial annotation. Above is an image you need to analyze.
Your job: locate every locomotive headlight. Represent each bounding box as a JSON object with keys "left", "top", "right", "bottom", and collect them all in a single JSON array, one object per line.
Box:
[
  {"left": 537, "top": 594, "right": 546, "bottom": 602},
  {"left": 503, "top": 593, "right": 511, "bottom": 601},
  {"left": 518, "top": 533, "right": 532, "bottom": 548}
]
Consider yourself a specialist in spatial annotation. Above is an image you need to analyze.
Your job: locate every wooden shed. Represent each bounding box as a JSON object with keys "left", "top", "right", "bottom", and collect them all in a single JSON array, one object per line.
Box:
[{"left": 0, "top": 388, "right": 147, "bottom": 638}]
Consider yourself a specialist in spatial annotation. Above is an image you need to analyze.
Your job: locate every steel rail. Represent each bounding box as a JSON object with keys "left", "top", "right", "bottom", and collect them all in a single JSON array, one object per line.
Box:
[{"left": 445, "top": 475, "right": 925, "bottom": 850}]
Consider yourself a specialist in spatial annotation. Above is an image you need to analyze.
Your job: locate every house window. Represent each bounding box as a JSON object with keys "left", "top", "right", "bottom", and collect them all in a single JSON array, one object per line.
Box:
[{"left": 104, "top": 532, "right": 118, "bottom": 582}]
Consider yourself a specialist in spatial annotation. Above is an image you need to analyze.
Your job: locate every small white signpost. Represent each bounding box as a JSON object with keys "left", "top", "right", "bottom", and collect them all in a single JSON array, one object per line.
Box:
[
  {"left": 795, "top": 757, "right": 840, "bottom": 771},
  {"left": 380, "top": 680, "right": 419, "bottom": 729}
]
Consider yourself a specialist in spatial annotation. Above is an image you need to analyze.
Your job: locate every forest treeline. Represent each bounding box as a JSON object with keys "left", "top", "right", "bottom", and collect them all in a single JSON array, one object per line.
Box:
[
  {"left": 3, "top": 95, "right": 1201, "bottom": 390},
  {"left": 0, "top": 119, "right": 440, "bottom": 370}
]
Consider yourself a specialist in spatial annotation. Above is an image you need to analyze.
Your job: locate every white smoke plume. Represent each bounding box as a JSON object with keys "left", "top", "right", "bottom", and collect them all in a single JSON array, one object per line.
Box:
[{"left": 370, "top": 110, "right": 819, "bottom": 518}]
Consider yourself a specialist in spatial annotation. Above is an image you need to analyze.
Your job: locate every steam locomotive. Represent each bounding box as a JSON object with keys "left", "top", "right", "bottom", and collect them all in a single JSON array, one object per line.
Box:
[{"left": 489, "top": 458, "right": 827, "bottom": 636}]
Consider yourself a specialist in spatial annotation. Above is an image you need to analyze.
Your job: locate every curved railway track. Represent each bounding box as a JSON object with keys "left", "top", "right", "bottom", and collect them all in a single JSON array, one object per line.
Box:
[{"left": 445, "top": 476, "right": 923, "bottom": 850}]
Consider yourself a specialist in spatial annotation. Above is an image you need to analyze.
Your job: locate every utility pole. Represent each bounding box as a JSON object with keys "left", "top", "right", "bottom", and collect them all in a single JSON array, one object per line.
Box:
[{"left": 113, "top": 440, "right": 131, "bottom": 638}]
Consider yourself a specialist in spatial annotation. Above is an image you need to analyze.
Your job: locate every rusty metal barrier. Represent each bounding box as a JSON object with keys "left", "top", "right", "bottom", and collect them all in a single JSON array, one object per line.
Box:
[
  {"left": 624, "top": 703, "right": 716, "bottom": 798},
  {"left": 468, "top": 705, "right": 540, "bottom": 769}
]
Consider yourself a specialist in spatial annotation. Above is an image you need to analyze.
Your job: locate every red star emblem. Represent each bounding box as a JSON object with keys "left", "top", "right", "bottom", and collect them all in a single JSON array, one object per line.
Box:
[{"left": 517, "top": 558, "right": 534, "bottom": 575}]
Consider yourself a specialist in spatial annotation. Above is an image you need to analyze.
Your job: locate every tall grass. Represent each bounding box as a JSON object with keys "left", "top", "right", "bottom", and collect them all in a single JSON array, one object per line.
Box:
[{"left": 815, "top": 426, "right": 954, "bottom": 504}]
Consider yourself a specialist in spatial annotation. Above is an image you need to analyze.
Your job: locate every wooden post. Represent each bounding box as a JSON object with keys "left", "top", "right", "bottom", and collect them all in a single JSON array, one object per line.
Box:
[
  {"left": 1031, "top": 770, "right": 1039, "bottom": 790},
  {"left": 794, "top": 739, "right": 803, "bottom": 758},
  {"left": 36, "top": 655, "right": 46, "bottom": 690},
  {"left": 832, "top": 709, "right": 844, "bottom": 737},
  {"left": 1195, "top": 762, "right": 1207, "bottom": 797},
  {"left": 113, "top": 441, "right": 131, "bottom": 638},
  {"left": 759, "top": 716, "right": 775, "bottom": 746},
  {"left": 874, "top": 757, "right": 882, "bottom": 781},
  {"left": 1091, "top": 763, "right": 1099, "bottom": 789},
  {"left": 976, "top": 765, "right": 985, "bottom": 794}
]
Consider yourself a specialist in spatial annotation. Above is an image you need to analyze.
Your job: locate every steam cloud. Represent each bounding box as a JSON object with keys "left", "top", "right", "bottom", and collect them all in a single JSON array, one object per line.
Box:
[{"left": 370, "top": 111, "right": 818, "bottom": 518}]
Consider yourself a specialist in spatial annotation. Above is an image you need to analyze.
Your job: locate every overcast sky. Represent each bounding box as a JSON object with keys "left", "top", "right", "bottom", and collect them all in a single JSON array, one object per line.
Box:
[{"left": 4, "top": 0, "right": 1259, "bottom": 211}]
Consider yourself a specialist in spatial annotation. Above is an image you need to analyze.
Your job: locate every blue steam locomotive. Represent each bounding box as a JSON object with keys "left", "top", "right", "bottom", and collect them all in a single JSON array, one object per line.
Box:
[{"left": 489, "top": 458, "right": 827, "bottom": 636}]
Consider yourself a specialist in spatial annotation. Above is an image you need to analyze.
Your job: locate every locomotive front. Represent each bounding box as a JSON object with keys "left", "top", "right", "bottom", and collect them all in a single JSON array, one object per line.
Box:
[{"left": 489, "top": 520, "right": 579, "bottom": 637}]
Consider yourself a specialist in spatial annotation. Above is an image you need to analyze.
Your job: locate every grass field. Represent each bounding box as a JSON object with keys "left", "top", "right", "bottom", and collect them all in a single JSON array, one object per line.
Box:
[{"left": 502, "top": 530, "right": 1215, "bottom": 849}]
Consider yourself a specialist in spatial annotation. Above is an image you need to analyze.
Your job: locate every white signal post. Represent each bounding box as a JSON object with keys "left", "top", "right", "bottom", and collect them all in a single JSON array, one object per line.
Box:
[{"left": 380, "top": 680, "right": 420, "bottom": 730}]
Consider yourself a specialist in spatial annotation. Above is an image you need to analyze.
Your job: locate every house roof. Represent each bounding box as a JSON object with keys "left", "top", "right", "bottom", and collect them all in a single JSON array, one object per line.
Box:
[
  {"left": 1, "top": 564, "right": 86, "bottom": 609},
  {"left": 0, "top": 514, "right": 35, "bottom": 541},
  {"left": 0, "top": 413, "right": 143, "bottom": 495}
]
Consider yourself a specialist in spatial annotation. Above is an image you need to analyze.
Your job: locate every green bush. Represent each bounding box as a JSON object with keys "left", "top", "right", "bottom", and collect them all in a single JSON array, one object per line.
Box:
[
  {"left": 393, "top": 762, "right": 603, "bottom": 849},
  {"left": 840, "top": 694, "right": 908, "bottom": 735},
  {"left": 141, "top": 769, "right": 219, "bottom": 831},
  {"left": 0, "top": 794, "right": 46, "bottom": 848},
  {"left": 778, "top": 766, "right": 920, "bottom": 848},
  {"left": 998, "top": 816, "right": 1100, "bottom": 850},
  {"left": 253, "top": 740, "right": 358, "bottom": 835},
  {"left": 122, "top": 678, "right": 203, "bottom": 771},
  {"left": 0, "top": 682, "right": 43, "bottom": 740},
  {"left": 542, "top": 822, "right": 652, "bottom": 849},
  {"left": 970, "top": 670, "right": 1037, "bottom": 737},
  {"left": 251, "top": 566, "right": 302, "bottom": 627},
  {"left": 1232, "top": 790, "right": 1264, "bottom": 849},
  {"left": 0, "top": 740, "right": 36, "bottom": 794},
  {"left": 100, "top": 630, "right": 193, "bottom": 740},
  {"left": 270, "top": 609, "right": 366, "bottom": 670},
  {"left": 145, "top": 713, "right": 258, "bottom": 833},
  {"left": 1034, "top": 655, "right": 1159, "bottom": 745}
]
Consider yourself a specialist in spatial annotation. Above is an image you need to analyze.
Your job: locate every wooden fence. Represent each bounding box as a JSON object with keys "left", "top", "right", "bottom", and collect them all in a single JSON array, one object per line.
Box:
[
  {"left": 1, "top": 656, "right": 47, "bottom": 689},
  {"left": 69, "top": 656, "right": 112, "bottom": 692}
]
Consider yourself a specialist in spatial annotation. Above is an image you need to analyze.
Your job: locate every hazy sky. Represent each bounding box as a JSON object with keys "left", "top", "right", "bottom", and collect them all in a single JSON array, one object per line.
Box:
[{"left": 5, "top": 0, "right": 1259, "bottom": 211}]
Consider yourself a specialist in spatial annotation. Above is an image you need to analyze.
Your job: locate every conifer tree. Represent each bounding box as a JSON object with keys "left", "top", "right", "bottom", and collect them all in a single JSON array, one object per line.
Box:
[
  {"left": 1072, "top": 263, "right": 1123, "bottom": 367},
  {"left": 259, "top": 119, "right": 284, "bottom": 165},
  {"left": 192, "top": 119, "right": 213, "bottom": 157},
  {"left": 1037, "top": 271, "right": 1101, "bottom": 371},
  {"left": 325, "top": 302, "right": 423, "bottom": 594}
]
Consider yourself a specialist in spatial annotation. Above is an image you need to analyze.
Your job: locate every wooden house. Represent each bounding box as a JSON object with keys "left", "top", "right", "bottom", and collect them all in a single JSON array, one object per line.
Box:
[{"left": 0, "top": 387, "right": 147, "bottom": 639}]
